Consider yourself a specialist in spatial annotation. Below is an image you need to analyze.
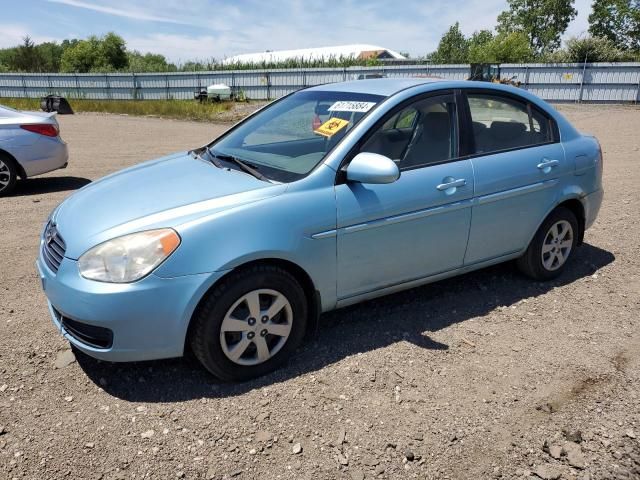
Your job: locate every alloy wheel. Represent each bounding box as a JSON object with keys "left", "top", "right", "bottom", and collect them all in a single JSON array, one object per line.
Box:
[
  {"left": 0, "top": 159, "right": 11, "bottom": 191},
  {"left": 541, "top": 220, "right": 573, "bottom": 271},
  {"left": 219, "top": 289, "right": 293, "bottom": 366}
]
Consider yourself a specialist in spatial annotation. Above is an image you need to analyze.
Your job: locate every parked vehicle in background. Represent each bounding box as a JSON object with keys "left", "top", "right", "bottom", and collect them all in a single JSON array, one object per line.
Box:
[
  {"left": 38, "top": 79, "right": 603, "bottom": 381},
  {"left": 0, "top": 105, "right": 69, "bottom": 196},
  {"left": 468, "top": 63, "right": 522, "bottom": 87},
  {"left": 195, "top": 84, "right": 233, "bottom": 103},
  {"left": 40, "top": 95, "right": 74, "bottom": 115},
  {"left": 356, "top": 73, "right": 387, "bottom": 80}
]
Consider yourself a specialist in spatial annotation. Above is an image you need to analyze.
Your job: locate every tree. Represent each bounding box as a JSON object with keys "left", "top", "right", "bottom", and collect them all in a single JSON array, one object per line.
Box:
[
  {"left": 127, "top": 51, "right": 177, "bottom": 72},
  {"left": 60, "top": 33, "right": 128, "bottom": 72},
  {"left": 11, "top": 36, "right": 48, "bottom": 72},
  {"left": 589, "top": 0, "right": 640, "bottom": 51},
  {"left": 100, "top": 32, "right": 128, "bottom": 70},
  {"left": 60, "top": 36, "right": 101, "bottom": 72},
  {"left": 497, "top": 0, "right": 577, "bottom": 54},
  {"left": 490, "top": 32, "right": 536, "bottom": 62},
  {"left": 36, "top": 42, "right": 64, "bottom": 72},
  {"left": 565, "top": 35, "right": 625, "bottom": 61},
  {"left": 432, "top": 22, "right": 469, "bottom": 63},
  {"left": 468, "top": 30, "right": 495, "bottom": 62},
  {"left": 469, "top": 31, "right": 534, "bottom": 63},
  {"left": 0, "top": 47, "right": 17, "bottom": 72}
]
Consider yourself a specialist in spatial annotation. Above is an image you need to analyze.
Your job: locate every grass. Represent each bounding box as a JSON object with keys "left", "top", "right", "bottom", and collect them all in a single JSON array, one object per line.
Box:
[{"left": 0, "top": 98, "right": 237, "bottom": 122}]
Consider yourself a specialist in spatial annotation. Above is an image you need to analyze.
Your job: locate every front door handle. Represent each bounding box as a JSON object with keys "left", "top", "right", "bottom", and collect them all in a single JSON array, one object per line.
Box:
[
  {"left": 537, "top": 159, "right": 560, "bottom": 170},
  {"left": 437, "top": 177, "right": 466, "bottom": 192}
]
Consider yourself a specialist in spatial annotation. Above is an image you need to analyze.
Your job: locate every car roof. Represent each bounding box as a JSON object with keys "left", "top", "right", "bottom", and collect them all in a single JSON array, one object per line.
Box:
[
  {"left": 305, "top": 79, "right": 564, "bottom": 123},
  {"left": 306, "top": 78, "right": 443, "bottom": 96}
]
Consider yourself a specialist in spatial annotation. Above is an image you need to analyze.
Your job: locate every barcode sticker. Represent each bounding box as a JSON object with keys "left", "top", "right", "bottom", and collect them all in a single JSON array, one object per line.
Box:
[{"left": 328, "top": 101, "right": 377, "bottom": 113}]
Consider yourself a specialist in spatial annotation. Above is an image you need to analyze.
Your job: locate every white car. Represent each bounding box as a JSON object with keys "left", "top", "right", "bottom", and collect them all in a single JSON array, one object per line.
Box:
[{"left": 0, "top": 105, "right": 69, "bottom": 196}]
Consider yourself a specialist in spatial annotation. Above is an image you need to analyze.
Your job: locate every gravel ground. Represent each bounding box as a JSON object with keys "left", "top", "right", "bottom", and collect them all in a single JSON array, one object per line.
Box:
[{"left": 0, "top": 105, "right": 638, "bottom": 480}]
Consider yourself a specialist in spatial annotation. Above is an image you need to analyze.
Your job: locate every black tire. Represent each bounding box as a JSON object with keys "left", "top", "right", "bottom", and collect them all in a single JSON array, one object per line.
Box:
[
  {"left": 189, "top": 265, "right": 308, "bottom": 381},
  {"left": 0, "top": 154, "right": 18, "bottom": 197},
  {"left": 517, "top": 206, "right": 579, "bottom": 280}
]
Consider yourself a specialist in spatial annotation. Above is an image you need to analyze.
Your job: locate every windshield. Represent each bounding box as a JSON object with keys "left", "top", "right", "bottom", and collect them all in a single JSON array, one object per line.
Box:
[{"left": 210, "top": 90, "right": 386, "bottom": 182}]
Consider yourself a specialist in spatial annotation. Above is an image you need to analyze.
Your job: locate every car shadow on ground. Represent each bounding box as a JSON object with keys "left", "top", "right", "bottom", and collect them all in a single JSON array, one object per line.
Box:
[
  {"left": 14, "top": 176, "right": 91, "bottom": 196},
  {"left": 75, "top": 243, "right": 614, "bottom": 402}
]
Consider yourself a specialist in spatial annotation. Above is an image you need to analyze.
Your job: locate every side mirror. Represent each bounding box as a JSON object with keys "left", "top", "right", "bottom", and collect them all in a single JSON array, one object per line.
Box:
[{"left": 346, "top": 152, "right": 400, "bottom": 185}]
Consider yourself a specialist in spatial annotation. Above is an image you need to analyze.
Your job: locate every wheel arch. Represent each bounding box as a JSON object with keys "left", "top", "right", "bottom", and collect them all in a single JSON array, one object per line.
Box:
[
  {"left": 521, "top": 194, "right": 587, "bottom": 255},
  {"left": 556, "top": 198, "right": 585, "bottom": 245},
  {"left": 185, "top": 257, "right": 321, "bottom": 354},
  {"left": 0, "top": 148, "right": 26, "bottom": 179}
]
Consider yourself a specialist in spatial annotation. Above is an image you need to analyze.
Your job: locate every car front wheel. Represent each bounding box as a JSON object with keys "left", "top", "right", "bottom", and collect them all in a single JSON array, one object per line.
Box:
[
  {"left": 517, "top": 206, "right": 579, "bottom": 280},
  {"left": 189, "top": 265, "right": 308, "bottom": 381}
]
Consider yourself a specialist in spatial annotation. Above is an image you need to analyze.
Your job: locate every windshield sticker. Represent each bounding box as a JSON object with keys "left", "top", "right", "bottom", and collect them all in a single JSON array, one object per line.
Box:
[
  {"left": 314, "top": 117, "right": 350, "bottom": 137},
  {"left": 328, "top": 101, "right": 377, "bottom": 113}
]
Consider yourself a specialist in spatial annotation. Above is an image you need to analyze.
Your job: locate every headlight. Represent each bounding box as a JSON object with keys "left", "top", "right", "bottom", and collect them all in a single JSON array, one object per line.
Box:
[{"left": 78, "top": 229, "right": 181, "bottom": 283}]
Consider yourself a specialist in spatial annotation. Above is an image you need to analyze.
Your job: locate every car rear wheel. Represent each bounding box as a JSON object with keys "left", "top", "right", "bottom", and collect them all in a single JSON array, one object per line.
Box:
[
  {"left": 0, "top": 154, "right": 18, "bottom": 197},
  {"left": 517, "top": 206, "right": 578, "bottom": 280},
  {"left": 189, "top": 265, "right": 307, "bottom": 381}
]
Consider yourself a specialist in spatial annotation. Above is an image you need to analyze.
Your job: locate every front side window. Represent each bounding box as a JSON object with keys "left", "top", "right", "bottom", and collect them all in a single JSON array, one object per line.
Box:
[
  {"left": 467, "top": 94, "right": 552, "bottom": 154},
  {"left": 211, "top": 90, "right": 385, "bottom": 182},
  {"left": 360, "top": 94, "right": 458, "bottom": 170}
]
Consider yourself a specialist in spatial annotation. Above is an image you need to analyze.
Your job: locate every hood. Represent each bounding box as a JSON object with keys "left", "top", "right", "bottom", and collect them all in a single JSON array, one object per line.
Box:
[{"left": 53, "top": 152, "right": 286, "bottom": 258}]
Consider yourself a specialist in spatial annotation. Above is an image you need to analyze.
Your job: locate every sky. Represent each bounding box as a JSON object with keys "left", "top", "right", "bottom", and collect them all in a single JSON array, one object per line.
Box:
[{"left": 0, "top": 0, "right": 593, "bottom": 62}]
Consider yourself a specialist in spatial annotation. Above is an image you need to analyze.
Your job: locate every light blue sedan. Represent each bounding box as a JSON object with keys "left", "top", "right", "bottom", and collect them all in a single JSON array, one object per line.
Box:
[{"left": 38, "top": 79, "right": 603, "bottom": 380}]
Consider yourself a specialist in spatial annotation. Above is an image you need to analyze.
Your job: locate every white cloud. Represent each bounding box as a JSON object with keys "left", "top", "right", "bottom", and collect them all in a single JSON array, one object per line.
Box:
[
  {"left": 0, "top": 24, "right": 59, "bottom": 49},
  {"left": 47, "top": 0, "right": 194, "bottom": 26},
  {"left": 127, "top": 34, "right": 221, "bottom": 63}
]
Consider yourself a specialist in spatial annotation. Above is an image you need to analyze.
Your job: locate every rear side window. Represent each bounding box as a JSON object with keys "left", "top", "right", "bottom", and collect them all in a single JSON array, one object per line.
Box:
[{"left": 466, "top": 94, "right": 553, "bottom": 154}]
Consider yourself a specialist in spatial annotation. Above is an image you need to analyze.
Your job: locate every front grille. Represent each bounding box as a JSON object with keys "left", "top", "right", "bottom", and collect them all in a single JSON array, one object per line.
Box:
[
  {"left": 54, "top": 308, "right": 114, "bottom": 349},
  {"left": 42, "top": 222, "right": 66, "bottom": 273}
]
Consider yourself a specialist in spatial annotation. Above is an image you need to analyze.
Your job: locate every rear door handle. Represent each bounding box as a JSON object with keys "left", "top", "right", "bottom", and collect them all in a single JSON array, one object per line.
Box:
[
  {"left": 537, "top": 159, "right": 560, "bottom": 170},
  {"left": 437, "top": 178, "right": 466, "bottom": 191}
]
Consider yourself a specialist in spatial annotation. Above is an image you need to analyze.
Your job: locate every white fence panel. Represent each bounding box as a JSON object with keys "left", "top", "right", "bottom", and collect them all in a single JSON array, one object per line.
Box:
[{"left": 0, "top": 63, "right": 638, "bottom": 103}]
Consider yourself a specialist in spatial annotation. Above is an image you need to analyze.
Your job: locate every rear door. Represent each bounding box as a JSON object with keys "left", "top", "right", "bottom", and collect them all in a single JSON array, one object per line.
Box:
[{"left": 462, "top": 91, "right": 569, "bottom": 265}]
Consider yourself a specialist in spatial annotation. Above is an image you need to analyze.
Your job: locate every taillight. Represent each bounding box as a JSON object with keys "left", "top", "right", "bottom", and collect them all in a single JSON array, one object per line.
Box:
[{"left": 20, "top": 124, "right": 59, "bottom": 137}]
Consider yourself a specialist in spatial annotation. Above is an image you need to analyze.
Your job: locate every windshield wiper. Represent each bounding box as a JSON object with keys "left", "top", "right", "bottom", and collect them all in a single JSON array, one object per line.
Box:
[{"left": 205, "top": 148, "right": 271, "bottom": 183}]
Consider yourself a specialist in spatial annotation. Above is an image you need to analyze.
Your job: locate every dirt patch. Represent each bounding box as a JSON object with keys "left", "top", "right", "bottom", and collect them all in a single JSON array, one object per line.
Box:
[
  {"left": 1, "top": 104, "right": 639, "bottom": 480},
  {"left": 611, "top": 351, "right": 630, "bottom": 372},
  {"left": 537, "top": 374, "right": 609, "bottom": 414}
]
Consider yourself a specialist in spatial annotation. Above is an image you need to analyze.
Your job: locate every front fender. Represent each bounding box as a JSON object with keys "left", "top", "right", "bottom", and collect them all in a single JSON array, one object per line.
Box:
[{"left": 154, "top": 180, "right": 338, "bottom": 311}]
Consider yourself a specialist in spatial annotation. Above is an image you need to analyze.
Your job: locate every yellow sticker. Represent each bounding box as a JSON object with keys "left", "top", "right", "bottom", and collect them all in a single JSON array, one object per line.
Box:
[{"left": 315, "top": 117, "right": 349, "bottom": 137}]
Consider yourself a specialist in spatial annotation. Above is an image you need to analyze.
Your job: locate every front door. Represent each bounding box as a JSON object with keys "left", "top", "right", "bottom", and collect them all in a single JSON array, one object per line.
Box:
[{"left": 335, "top": 93, "right": 474, "bottom": 300}]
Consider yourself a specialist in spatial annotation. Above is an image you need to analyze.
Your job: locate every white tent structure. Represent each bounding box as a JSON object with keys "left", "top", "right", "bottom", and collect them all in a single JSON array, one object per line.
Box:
[{"left": 221, "top": 44, "right": 406, "bottom": 65}]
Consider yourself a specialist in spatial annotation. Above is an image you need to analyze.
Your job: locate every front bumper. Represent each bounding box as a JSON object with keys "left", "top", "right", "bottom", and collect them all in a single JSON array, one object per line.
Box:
[{"left": 37, "top": 255, "right": 228, "bottom": 362}]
